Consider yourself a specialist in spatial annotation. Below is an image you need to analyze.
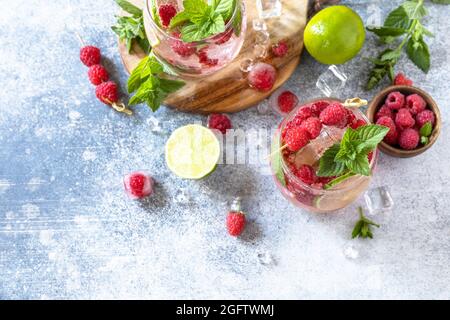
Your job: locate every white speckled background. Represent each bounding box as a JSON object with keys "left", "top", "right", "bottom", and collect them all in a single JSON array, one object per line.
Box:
[{"left": 0, "top": 0, "right": 449, "bottom": 299}]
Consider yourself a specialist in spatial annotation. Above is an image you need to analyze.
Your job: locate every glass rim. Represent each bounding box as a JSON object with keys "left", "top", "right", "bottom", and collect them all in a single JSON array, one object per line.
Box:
[
  {"left": 278, "top": 98, "right": 377, "bottom": 194},
  {"left": 145, "top": 0, "right": 242, "bottom": 43}
]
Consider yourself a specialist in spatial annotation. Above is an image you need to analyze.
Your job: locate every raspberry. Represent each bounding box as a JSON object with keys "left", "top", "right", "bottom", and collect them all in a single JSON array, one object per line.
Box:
[
  {"left": 284, "top": 127, "right": 310, "bottom": 152},
  {"left": 385, "top": 91, "right": 405, "bottom": 110},
  {"left": 398, "top": 128, "right": 419, "bottom": 150},
  {"left": 319, "top": 103, "right": 348, "bottom": 127},
  {"left": 227, "top": 197, "right": 246, "bottom": 236},
  {"left": 384, "top": 130, "right": 398, "bottom": 146},
  {"left": 406, "top": 93, "right": 426, "bottom": 115},
  {"left": 295, "top": 165, "right": 317, "bottom": 185},
  {"left": 296, "top": 106, "right": 313, "bottom": 122},
  {"left": 80, "top": 45, "right": 101, "bottom": 67},
  {"left": 311, "top": 100, "right": 329, "bottom": 116},
  {"left": 350, "top": 119, "right": 367, "bottom": 129},
  {"left": 394, "top": 73, "right": 413, "bottom": 86},
  {"left": 247, "top": 62, "right": 277, "bottom": 92},
  {"left": 300, "top": 117, "right": 322, "bottom": 139},
  {"left": 198, "top": 47, "right": 218, "bottom": 67},
  {"left": 416, "top": 109, "right": 436, "bottom": 129},
  {"left": 88, "top": 64, "right": 109, "bottom": 85},
  {"left": 277, "top": 91, "right": 298, "bottom": 113},
  {"left": 375, "top": 104, "right": 394, "bottom": 121},
  {"left": 123, "top": 171, "right": 154, "bottom": 199},
  {"left": 208, "top": 114, "right": 232, "bottom": 134},
  {"left": 395, "top": 108, "right": 415, "bottom": 130},
  {"left": 376, "top": 116, "right": 397, "bottom": 144},
  {"left": 346, "top": 109, "right": 356, "bottom": 126},
  {"left": 158, "top": 4, "right": 177, "bottom": 27},
  {"left": 213, "top": 28, "right": 233, "bottom": 44},
  {"left": 170, "top": 32, "right": 196, "bottom": 57},
  {"left": 95, "top": 81, "right": 118, "bottom": 105},
  {"left": 272, "top": 40, "right": 288, "bottom": 57}
]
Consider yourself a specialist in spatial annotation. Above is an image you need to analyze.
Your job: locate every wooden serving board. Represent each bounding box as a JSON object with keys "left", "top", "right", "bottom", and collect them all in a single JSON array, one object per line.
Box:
[{"left": 119, "top": 0, "right": 308, "bottom": 114}]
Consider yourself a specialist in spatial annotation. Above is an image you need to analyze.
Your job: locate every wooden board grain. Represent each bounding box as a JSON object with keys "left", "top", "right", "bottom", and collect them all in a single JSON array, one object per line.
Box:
[{"left": 119, "top": 0, "right": 308, "bottom": 114}]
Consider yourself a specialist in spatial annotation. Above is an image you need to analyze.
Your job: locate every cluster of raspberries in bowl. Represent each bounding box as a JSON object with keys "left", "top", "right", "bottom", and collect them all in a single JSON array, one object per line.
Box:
[{"left": 369, "top": 86, "right": 441, "bottom": 157}]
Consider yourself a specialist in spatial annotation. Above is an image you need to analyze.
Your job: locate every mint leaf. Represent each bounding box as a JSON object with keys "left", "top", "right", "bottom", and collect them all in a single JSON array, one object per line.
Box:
[
  {"left": 367, "top": 26, "right": 407, "bottom": 37},
  {"left": 355, "top": 125, "right": 390, "bottom": 153},
  {"left": 127, "top": 57, "right": 149, "bottom": 93},
  {"left": 420, "top": 136, "right": 429, "bottom": 145},
  {"left": 381, "top": 49, "right": 401, "bottom": 61},
  {"left": 317, "top": 144, "right": 346, "bottom": 177},
  {"left": 346, "top": 153, "right": 370, "bottom": 176},
  {"left": 183, "top": 0, "right": 209, "bottom": 23},
  {"left": 402, "top": 1, "right": 428, "bottom": 19},
  {"left": 352, "top": 207, "right": 380, "bottom": 239},
  {"left": 169, "top": 11, "right": 191, "bottom": 28},
  {"left": 384, "top": 6, "right": 410, "bottom": 29},
  {"left": 215, "top": 0, "right": 234, "bottom": 21},
  {"left": 208, "top": 13, "right": 225, "bottom": 35},
  {"left": 431, "top": 0, "right": 450, "bottom": 4},
  {"left": 420, "top": 122, "right": 432, "bottom": 137},
  {"left": 115, "top": 0, "right": 143, "bottom": 17},
  {"left": 181, "top": 23, "right": 207, "bottom": 42},
  {"left": 159, "top": 78, "right": 186, "bottom": 93},
  {"left": 406, "top": 37, "right": 430, "bottom": 72}
]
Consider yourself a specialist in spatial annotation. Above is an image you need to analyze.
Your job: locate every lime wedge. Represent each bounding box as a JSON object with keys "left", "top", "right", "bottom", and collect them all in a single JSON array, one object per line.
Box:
[{"left": 165, "top": 124, "right": 221, "bottom": 179}]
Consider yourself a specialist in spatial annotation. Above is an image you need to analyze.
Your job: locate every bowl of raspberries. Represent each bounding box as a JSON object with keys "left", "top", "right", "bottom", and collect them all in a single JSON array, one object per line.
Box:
[{"left": 368, "top": 85, "right": 441, "bottom": 157}]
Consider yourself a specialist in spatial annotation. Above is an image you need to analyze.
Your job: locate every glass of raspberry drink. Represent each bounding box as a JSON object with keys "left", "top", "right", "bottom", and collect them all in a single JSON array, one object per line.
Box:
[
  {"left": 144, "top": 0, "right": 246, "bottom": 77},
  {"left": 271, "top": 99, "right": 380, "bottom": 213}
]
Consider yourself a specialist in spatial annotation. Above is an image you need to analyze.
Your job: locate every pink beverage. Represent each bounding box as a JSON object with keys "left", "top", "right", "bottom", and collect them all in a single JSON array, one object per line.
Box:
[
  {"left": 271, "top": 99, "right": 378, "bottom": 213},
  {"left": 143, "top": 0, "right": 247, "bottom": 77}
]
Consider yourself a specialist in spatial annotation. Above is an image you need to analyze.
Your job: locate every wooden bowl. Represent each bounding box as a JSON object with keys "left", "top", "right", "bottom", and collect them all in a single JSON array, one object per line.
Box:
[{"left": 367, "top": 85, "right": 441, "bottom": 158}]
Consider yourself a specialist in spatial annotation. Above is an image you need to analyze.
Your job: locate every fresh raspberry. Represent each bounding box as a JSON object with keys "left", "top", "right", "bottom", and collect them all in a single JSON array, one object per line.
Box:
[
  {"left": 385, "top": 91, "right": 405, "bottom": 110},
  {"left": 277, "top": 91, "right": 298, "bottom": 113},
  {"left": 123, "top": 171, "right": 154, "bottom": 199},
  {"left": 208, "top": 114, "right": 232, "bottom": 134},
  {"left": 227, "top": 211, "right": 246, "bottom": 236},
  {"left": 295, "top": 164, "right": 317, "bottom": 185},
  {"left": 213, "top": 28, "right": 233, "bottom": 44},
  {"left": 350, "top": 119, "right": 367, "bottom": 129},
  {"left": 272, "top": 40, "right": 288, "bottom": 57},
  {"left": 88, "top": 64, "right": 109, "bottom": 85},
  {"left": 158, "top": 4, "right": 177, "bottom": 27},
  {"left": 398, "top": 128, "right": 419, "bottom": 150},
  {"left": 198, "top": 47, "right": 218, "bottom": 67},
  {"left": 95, "top": 81, "right": 118, "bottom": 105},
  {"left": 300, "top": 117, "right": 322, "bottom": 139},
  {"left": 394, "top": 73, "right": 413, "bottom": 86},
  {"left": 346, "top": 109, "right": 356, "bottom": 126},
  {"left": 384, "top": 130, "right": 398, "bottom": 146},
  {"left": 395, "top": 108, "right": 415, "bottom": 130},
  {"left": 375, "top": 104, "right": 394, "bottom": 121},
  {"left": 170, "top": 32, "right": 196, "bottom": 57},
  {"left": 284, "top": 127, "right": 310, "bottom": 152},
  {"left": 319, "top": 103, "right": 348, "bottom": 127},
  {"left": 406, "top": 93, "right": 426, "bottom": 115},
  {"left": 311, "top": 100, "right": 329, "bottom": 116},
  {"left": 416, "top": 109, "right": 436, "bottom": 128},
  {"left": 295, "top": 106, "right": 313, "bottom": 122},
  {"left": 80, "top": 45, "right": 101, "bottom": 67},
  {"left": 376, "top": 116, "right": 397, "bottom": 144},
  {"left": 247, "top": 62, "right": 277, "bottom": 92}
]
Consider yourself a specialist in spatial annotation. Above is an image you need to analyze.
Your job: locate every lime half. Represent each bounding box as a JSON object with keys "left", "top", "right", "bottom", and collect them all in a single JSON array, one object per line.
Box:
[{"left": 165, "top": 124, "right": 221, "bottom": 179}]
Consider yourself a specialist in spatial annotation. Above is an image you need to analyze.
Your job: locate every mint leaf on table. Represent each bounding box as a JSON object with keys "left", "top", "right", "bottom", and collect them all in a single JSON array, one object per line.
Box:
[
  {"left": 366, "top": 0, "right": 433, "bottom": 89},
  {"left": 127, "top": 55, "right": 185, "bottom": 112},
  {"left": 352, "top": 207, "right": 380, "bottom": 239}
]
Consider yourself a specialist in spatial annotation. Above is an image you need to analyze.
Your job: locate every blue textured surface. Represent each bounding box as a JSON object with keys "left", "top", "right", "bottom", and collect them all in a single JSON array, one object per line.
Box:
[{"left": 0, "top": 0, "right": 449, "bottom": 299}]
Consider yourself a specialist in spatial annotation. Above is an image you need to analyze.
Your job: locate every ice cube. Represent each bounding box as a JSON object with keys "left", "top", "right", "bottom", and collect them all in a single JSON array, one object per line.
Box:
[
  {"left": 174, "top": 188, "right": 191, "bottom": 204},
  {"left": 147, "top": 116, "right": 164, "bottom": 134},
  {"left": 257, "top": 251, "right": 275, "bottom": 266},
  {"left": 364, "top": 186, "right": 394, "bottom": 221},
  {"left": 252, "top": 19, "right": 267, "bottom": 31},
  {"left": 256, "top": 0, "right": 282, "bottom": 19},
  {"left": 254, "top": 44, "right": 267, "bottom": 58},
  {"left": 240, "top": 58, "right": 254, "bottom": 73},
  {"left": 342, "top": 243, "right": 359, "bottom": 260},
  {"left": 316, "top": 65, "right": 348, "bottom": 97},
  {"left": 256, "top": 100, "right": 271, "bottom": 115},
  {"left": 255, "top": 30, "right": 270, "bottom": 45}
]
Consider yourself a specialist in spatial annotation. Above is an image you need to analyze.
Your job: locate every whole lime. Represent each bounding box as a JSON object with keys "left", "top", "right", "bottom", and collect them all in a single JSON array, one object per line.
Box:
[{"left": 304, "top": 6, "right": 365, "bottom": 65}]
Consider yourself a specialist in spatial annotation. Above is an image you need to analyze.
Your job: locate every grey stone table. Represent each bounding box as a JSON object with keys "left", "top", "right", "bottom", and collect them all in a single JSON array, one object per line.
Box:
[{"left": 1, "top": 0, "right": 449, "bottom": 299}]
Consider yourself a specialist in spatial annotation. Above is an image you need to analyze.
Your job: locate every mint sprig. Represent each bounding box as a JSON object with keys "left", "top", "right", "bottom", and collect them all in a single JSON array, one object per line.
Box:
[
  {"left": 127, "top": 55, "right": 185, "bottom": 111},
  {"left": 112, "top": 0, "right": 150, "bottom": 54},
  {"left": 419, "top": 122, "right": 432, "bottom": 144},
  {"left": 318, "top": 125, "right": 389, "bottom": 178},
  {"left": 366, "top": 0, "right": 449, "bottom": 89},
  {"left": 170, "top": 0, "right": 238, "bottom": 42},
  {"left": 352, "top": 207, "right": 380, "bottom": 239}
]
